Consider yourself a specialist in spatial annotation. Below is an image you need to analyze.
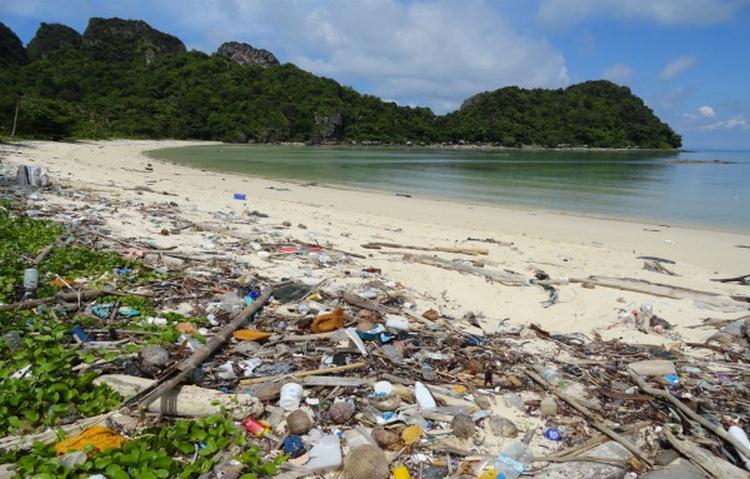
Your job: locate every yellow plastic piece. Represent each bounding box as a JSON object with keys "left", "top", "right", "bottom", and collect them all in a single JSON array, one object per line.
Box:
[
  {"left": 54, "top": 426, "right": 127, "bottom": 455},
  {"left": 392, "top": 465, "right": 411, "bottom": 479}
]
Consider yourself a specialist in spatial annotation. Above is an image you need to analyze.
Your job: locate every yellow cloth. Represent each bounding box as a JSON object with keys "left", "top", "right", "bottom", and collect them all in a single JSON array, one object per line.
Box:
[{"left": 54, "top": 426, "right": 127, "bottom": 455}]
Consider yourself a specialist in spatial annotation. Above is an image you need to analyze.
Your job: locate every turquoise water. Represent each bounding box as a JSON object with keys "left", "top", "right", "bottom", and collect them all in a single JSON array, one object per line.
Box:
[{"left": 148, "top": 145, "right": 750, "bottom": 231}]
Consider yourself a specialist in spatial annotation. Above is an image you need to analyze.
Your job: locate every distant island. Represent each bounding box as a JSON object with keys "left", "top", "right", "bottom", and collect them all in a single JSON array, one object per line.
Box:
[{"left": 0, "top": 18, "right": 681, "bottom": 149}]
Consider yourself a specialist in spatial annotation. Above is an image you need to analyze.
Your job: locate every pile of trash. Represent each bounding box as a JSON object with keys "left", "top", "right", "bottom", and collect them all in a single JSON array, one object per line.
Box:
[{"left": 0, "top": 167, "right": 748, "bottom": 479}]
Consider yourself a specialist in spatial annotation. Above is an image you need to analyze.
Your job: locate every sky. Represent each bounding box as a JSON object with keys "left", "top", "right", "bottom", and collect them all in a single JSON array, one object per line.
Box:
[{"left": 2, "top": 0, "right": 750, "bottom": 149}]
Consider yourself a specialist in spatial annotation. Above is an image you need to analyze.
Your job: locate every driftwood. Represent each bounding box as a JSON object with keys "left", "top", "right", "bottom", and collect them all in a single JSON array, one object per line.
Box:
[
  {"left": 302, "top": 376, "right": 369, "bottom": 387},
  {"left": 362, "top": 241, "right": 489, "bottom": 256},
  {"left": 239, "top": 361, "right": 366, "bottom": 386},
  {"left": 96, "top": 374, "right": 263, "bottom": 419},
  {"left": 662, "top": 429, "right": 748, "bottom": 479},
  {"left": 570, "top": 276, "right": 720, "bottom": 300},
  {"left": 524, "top": 367, "right": 653, "bottom": 467},
  {"left": 408, "top": 254, "right": 529, "bottom": 286},
  {"left": 628, "top": 368, "right": 750, "bottom": 460},
  {"left": 643, "top": 260, "right": 678, "bottom": 276},
  {"left": 637, "top": 255, "right": 676, "bottom": 265},
  {"left": 0, "top": 288, "right": 103, "bottom": 312},
  {"left": 341, "top": 291, "right": 398, "bottom": 315},
  {"left": 123, "top": 288, "right": 272, "bottom": 412},
  {"left": 712, "top": 273, "right": 750, "bottom": 285},
  {"left": 0, "top": 413, "right": 111, "bottom": 452}
]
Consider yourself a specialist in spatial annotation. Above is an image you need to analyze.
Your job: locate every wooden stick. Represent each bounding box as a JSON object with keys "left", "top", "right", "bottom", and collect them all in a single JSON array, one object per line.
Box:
[
  {"left": 362, "top": 241, "right": 489, "bottom": 256},
  {"left": 524, "top": 367, "right": 653, "bottom": 467},
  {"left": 123, "top": 288, "right": 272, "bottom": 412},
  {"left": 628, "top": 368, "right": 750, "bottom": 460},
  {"left": 569, "top": 276, "right": 721, "bottom": 301},
  {"left": 532, "top": 455, "right": 627, "bottom": 467},
  {"left": 662, "top": 429, "right": 748, "bottom": 479},
  {"left": 0, "top": 289, "right": 103, "bottom": 312},
  {"left": 239, "top": 361, "right": 366, "bottom": 386},
  {"left": 408, "top": 254, "right": 529, "bottom": 286}
]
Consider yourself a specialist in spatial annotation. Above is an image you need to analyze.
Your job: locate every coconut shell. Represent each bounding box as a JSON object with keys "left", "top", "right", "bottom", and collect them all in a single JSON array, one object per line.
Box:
[
  {"left": 371, "top": 426, "right": 400, "bottom": 450},
  {"left": 344, "top": 445, "right": 389, "bottom": 479},
  {"left": 287, "top": 409, "right": 313, "bottom": 436},
  {"left": 489, "top": 416, "right": 518, "bottom": 438},
  {"left": 328, "top": 401, "right": 354, "bottom": 424},
  {"left": 370, "top": 394, "right": 401, "bottom": 411},
  {"left": 451, "top": 413, "right": 476, "bottom": 439}
]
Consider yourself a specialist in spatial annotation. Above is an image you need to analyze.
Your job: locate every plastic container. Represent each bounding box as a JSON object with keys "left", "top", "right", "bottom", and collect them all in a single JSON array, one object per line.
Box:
[
  {"left": 279, "top": 383, "right": 303, "bottom": 410},
  {"left": 304, "top": 435, "right": 342, "bottom": 473},
  {"left": 385, "top": 317, "right": 410, "bottom": 331},
  {"left": 23, "top": 268, "right": 38, "bottom": 291},
  {"left": 728, "top": 425, "right": 750, "bottom": 470},
  {"left": 241, "top": 416, "right": 268, "bottom": 437},
  {"left": 2, "top": 331, "right": 22, "bottom": 351},
  {"left": 494, "top": 441, "right": 532, "bottom": 479},
  {"left": 233, "top": 193, "right": 247, "bottom": 200},
  {"left": 541, "top": 367, "right": 566, "bottom": 387},
  {"left": 414, "top": 382, "right": 437, "bottom": 410},
  {"left": 420, "top": 363, "right": 436, "bottom": 381}
]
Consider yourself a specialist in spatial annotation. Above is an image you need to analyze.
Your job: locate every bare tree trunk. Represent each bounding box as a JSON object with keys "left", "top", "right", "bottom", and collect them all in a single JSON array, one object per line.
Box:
[{"left": 10, "top": 98, "right": 20, "bottom": 137}]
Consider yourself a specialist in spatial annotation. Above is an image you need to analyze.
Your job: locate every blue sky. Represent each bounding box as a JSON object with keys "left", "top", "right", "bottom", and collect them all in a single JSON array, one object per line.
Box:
[{"left": 2, "top": 0, "right": 749, "bottom": 148}]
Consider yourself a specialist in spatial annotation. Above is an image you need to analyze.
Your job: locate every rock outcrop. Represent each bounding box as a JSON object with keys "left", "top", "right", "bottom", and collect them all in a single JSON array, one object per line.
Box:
[
  {"left": 311, "top": 111, "right": 344, "bottom": 144},
  {"left": 215, "top": 41, "right": 279, "bottom": 67},
  {"left": 27, "top": 23, "right": 83, "bottom": 60},
  {"left": 82, "top": 17, "right": 185, "bottom": 64},
  {"left": 0, "top": 21, "right": 27, "bottom": 65}
]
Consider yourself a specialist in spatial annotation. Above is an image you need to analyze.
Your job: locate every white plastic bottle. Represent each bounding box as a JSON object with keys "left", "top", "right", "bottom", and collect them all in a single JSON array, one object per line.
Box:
[{"left": 494, "top": 441, "right": 532, "bottom": 479}]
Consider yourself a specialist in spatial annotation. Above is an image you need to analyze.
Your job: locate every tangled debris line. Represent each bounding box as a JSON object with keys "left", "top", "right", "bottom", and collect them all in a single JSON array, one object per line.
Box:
[{"left": 0, "top": 167, "right": 748, "bottom": 479}]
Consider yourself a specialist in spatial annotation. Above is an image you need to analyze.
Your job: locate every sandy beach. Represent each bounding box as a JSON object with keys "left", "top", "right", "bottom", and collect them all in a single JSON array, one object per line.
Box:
[{"left": 1, "top": 139, "right": 748, "bottom": 346}]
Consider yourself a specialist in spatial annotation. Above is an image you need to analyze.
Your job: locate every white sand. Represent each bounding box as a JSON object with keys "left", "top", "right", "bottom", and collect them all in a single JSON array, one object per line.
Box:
[{"left": 2, "top": 140, "right": 748, "bottom": 346}]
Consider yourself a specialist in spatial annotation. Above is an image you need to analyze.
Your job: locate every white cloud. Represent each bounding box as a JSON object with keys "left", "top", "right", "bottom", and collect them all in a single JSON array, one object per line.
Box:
[
  {"left": 602, "top": 64, "right": 633, "bottom": 84},
  {"left": 698, "top": 105, "right": 716, "bottom": 117},
  {"left": 538, "top": 0, "right": 750, "bottom": 26},
  {"left": 660, "top": 56, "right": 697, "bottom": 80},
  {"left": 702, "top": 115, "right": 749, "bottom": 129}
]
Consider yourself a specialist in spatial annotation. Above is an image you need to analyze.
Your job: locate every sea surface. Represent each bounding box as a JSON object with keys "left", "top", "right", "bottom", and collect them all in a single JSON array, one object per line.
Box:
[{"left": 148, "top": 145, "right": 750, "bottom": 231}]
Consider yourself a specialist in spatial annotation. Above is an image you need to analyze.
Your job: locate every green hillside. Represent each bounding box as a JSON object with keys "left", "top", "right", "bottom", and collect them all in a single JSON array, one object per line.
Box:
[{"left": 0, "top": 17, "right": 681, "bottom": 148}]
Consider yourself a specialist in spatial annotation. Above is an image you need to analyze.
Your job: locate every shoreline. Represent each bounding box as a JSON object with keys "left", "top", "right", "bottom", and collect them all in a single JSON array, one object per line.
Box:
[
  {"left": 145, "top": 145, "right": 747, "bottom": 236},
  {"left": 1, "top": 139, "right": 748, "bottom": 346}
]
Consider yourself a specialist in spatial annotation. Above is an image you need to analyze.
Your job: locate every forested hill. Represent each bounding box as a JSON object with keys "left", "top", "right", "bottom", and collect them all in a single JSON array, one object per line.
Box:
[{"left": 0, "top": 18, "right": 681, "bottom": 148}]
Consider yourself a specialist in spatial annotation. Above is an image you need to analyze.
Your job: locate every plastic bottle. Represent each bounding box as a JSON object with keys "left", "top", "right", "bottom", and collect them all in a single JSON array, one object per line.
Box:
[
  {"left": 494, "top": 441, "right": 532, "bottom": 479},
  {"left": 23, "top": 268, "right": 38, "bottom": 291},
  {"left": 420, "top": 363, "right": 436, "bottom": 381},
  {"left": 304, "top": 435, "right": 342, "bottom": 473},
  {"left": 540, "top": 366, "right": 566, "bottom": 387},
  {"left": 728, "top": 425, "right": 750, "bottom": 470},
  {"left": 414, "top": 382, "right": 437, "bottom": 410}
]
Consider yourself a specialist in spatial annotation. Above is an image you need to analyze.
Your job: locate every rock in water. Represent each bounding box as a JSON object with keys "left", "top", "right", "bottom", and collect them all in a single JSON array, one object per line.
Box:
[
  {"left": 451, "top": 413, "right": 476, "bottom": 439},
  {"left": 287, "top": 409, "right": 313, "bottom": 435},
  {"left": 371, "top": 426, "right": 400, "bottom": 450},
  {"left": 215, "top": 41, "right": 279, "bottom": 67},
  {"left": 344, "top": 445, "right": 389, "bottom": 479}
]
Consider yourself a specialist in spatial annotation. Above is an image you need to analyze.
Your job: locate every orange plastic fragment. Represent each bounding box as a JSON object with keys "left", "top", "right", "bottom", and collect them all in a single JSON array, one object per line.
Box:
[
  {"left": 232, "top": 329, "right": 272, "bottom": 342},
  {"left": 311, "top": 308, "right": 345, "bottom": 333},
  {"left": 54, "top": 426, "right": 127, "bottom": 455},
  {"left": 175, "top": 322, "right": 198, "bottom": 334},
  {"left": 49, "top": 277, "right": 74, "bottom": 288}
]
